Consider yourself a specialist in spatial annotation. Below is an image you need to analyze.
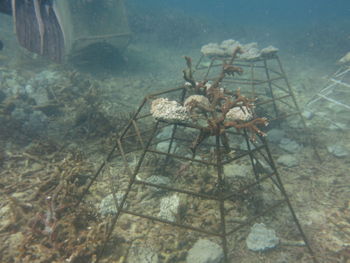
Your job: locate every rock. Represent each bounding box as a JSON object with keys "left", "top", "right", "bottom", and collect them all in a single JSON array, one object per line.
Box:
[
  {"left": 226, "top": 106, "right": 253, "bottom": 121},
  {"left": 276, "top": 154, "right": 299, "bottom": 167},
  {"left": 239, "top": 140, "right": 256, "bottom": 151},
  {"left": 145, "top": 175, "right": 171, "bottom": 193},
  {"left": 186, "top": 239, "right": 224, "bottom": 263},
  {"left": 99, "top": 193, "right": 126, "bottom": 216},
  {"left": 156, "top": 126, "right": 173, "bottom": 140},
  {"left": 327, "top": 145, "right": 349, "bottom": 157},
  {"left": 224, "top": 163, "right": 251, "bottom": 178},
  {"left": 158, "top": 194, "right": 180, "bottom": 222},
  {"left": 279, "top": 138, "right": 302, "bottom": 153},
  {"left": 128, "top": 245, "right": 159, "bottom": 263},
  {"left": 201, "top": 39, "right": 278, "bottom": 61},
  {"left": 246, "top": 223, "right": 279, "bottom": 252},
  {"left": 156, "top": 141, "right": 177, "bottom": 153},
  {"left": 151, "top": 98, "right": 189, "bottom": 122},
  {"left": 267, "top": 129, "right": 285, "bottom": 143},
  {"left": 184, "top": 95, "right": 211, "bottom": 112},
  {"left": 302, "top": 110, "right": 314, "bottom": 120},
  {"left": 146, "top": 175, "right": 171, "bottom": 186}
]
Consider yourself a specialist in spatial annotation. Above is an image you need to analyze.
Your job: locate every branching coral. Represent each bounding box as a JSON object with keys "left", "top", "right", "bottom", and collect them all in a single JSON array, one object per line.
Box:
[
  {"left": 151, "top": 47, "right": 268, "bottom": 153},
  {"left": 183, "top": 47, "right": 268, "bottom": 152}
]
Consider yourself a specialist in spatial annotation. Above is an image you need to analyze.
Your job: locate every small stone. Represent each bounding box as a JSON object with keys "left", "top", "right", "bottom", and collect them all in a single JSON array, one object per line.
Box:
[
  {"left": 145, "top": 175, "right": 171, "bottom": 193},
  {"left": 151, "top": 98, "right": 189, "bottom": 122},
  {"left": 302, "top": 110, "right": 314, "bottom": 120},
  {"left": 279, "top": 138, "right": 302, "bottom": 153},
  {"left": 327, "top": 145, "right": 349, "bottom": 157},
  {"left": 276, "top": 154, "right": 299, "bottom": 167},
  {"left": 224, "top": 163, "right": 251, "bottom": 178},
  {"left": 128, "top": 245, "right": 159, "bottom": 263},
  {"left": 158, "top": 194, "right": 180, "bottom": 222},
  {"left": 146, "top": 175, "right": 171, "bottom": 186},
  {"left": 99, "top": 193, "right": 126, "bottom": 216},
  {"left": 246, "top": 223, "right": 279, "bottom": 252},
  {"left": 156, "top": 126, "right": 173, "bottom": 139},
  {"left": 186, "top": 239, "right": 224, "bottom": 263},
  {"left": 267, "top": 129, "right": 285, "bottom": 143},
  {"left": 156, "top": 141, "right": 177, "bottom": 153}
]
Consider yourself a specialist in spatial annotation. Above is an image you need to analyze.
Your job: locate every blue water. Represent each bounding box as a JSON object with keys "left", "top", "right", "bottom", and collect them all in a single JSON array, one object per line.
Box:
[
  {"left": 140, "top": 0, "right": 350, "bottom": 23},
  {"left": 128, "top": 0, "right": 350, "bottom": 60}
]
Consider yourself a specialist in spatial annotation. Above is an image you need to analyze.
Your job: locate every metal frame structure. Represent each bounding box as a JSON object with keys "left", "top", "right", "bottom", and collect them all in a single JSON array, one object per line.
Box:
[
  {"left": 195, "top": 53, "right": 303, "bottom": 125},
  {"left": 78, "top": 83, "right": 316, "bottom": 262},
  {"left": 305, "top": 65, "right": 350, "bottom": 129},
  {"left": 195, "top": 53, "right": 321, "bottom": 161}
]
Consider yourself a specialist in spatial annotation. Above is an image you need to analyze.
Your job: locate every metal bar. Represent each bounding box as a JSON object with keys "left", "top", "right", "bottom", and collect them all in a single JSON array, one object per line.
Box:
[
  {"left": 330, "top": 78, "right": 350, "bottom": 88},
  {"left": 223, "top": 173, "right": 275, "bottom": 200},
  {"left": 317, "top": 93, "right": 350, "bottom": 110},
  {"left": 216, "top": 135, "right": 229, "bottom": 263},
  {"left": 262, "top": 136, "right": 317, "bottom": 262},
  {"left": 263, "top": 58, "right": 280, "bottom": 120},
  {"left": 255, "top": 94, "right": 291, "bottom": 106},
  {"left": 134, "top": 179, "right": 219, "bottom": 200},
  {"left": 121, "top": 209, "right": 221, "bottom": 237},
  {"left": 96, "top": 122, "right": 160, "bottom": 262},
  {"left": 271, "top": 82, "right": 289, "bottom": 93},
  {"left": 275, "top": 56, "right": 321, "bottom": 162},
  {"left": 146, "top": 149, "right": 215, "bottom": 165},
  {"left": 132, "top": 119, "right": 144, "bottom": 148},
  {"left": 226, "top": 199, "right": 285, "bottom": 236}
]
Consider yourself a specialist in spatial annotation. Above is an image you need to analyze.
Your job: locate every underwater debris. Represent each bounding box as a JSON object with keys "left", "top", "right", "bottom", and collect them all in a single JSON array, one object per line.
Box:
[{"left": 0, "top": 144, "right": 108, "bottom": 263}]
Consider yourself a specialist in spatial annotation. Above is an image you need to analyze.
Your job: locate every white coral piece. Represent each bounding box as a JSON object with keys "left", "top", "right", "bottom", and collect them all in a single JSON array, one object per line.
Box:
[
  {"left": 151, "top": 98, "right": 189, "bottom": 122},
  {"left": 201, "top": 43, "right": 226, "bottom": 57},
  {"left": 200, "top": 39, "right": 279, "bottom": 60},
  {"left": 184, "top": 95, "right": 211, "bottom": 111},
  {"left": 226, "top": 106, "right": 253, "bottom": 121}
]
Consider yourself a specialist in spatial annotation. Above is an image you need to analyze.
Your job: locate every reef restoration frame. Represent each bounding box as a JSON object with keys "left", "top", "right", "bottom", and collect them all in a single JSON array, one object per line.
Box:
[{"left": 77, "top": 50, "right": 317, "bottom": 262}]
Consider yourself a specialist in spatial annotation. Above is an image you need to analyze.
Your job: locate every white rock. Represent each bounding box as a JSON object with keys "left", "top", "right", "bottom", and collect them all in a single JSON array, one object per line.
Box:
[
  {"left": 128, "top": 245, "right": 159, "bottom": 263},
  {"left": 151, "top": 98, "right": 189, "bottom": 122},
  {"left": 158, "top": 194, "right": 180, "bottom": 222},
  {"left": 246, "top": 223, "right": 279, "bottom": 251},
  {"left": 186, "top": 239, "right": 224, "bottom": 263},
  {"left": 226, "top": 106, "right": 253, "bottom": 121}
]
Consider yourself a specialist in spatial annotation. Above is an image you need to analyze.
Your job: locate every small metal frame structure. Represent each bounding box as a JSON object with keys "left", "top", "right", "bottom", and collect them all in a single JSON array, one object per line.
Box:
[
  {"left": 194, "top": 51, "right": 321, "bottom": 161},
  {"left": 195, "top": 52, "right": 312, "bottom": 133},
  {"left": 305, "top": 65, "right": 350, "bottom": 129},
  {"left": 80, "top": 75, "right": 316, "bottom": 261}
]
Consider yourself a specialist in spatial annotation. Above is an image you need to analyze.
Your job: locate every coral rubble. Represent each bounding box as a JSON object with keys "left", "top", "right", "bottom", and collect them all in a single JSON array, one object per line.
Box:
[{"left": 201, "top": 39, "right": 278, "bottom": 60}]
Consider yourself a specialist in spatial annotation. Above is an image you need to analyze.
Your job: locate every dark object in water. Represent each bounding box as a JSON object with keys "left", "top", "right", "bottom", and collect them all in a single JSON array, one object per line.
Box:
[
  {"left": 0, "top": 40, "right": 3, "bottom": 50},
  {"left": 0, "top": 0, "right": 64, "bottom": 62},
  {"left": 0, "top": 0, "right": 131, "bottom": 63}
]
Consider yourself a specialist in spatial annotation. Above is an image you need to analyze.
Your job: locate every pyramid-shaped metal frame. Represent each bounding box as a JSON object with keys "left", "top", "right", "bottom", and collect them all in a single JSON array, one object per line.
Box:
[
  {"left": 80, "top": 88, "right": 317, "bottom": 262},
  {"left": 76, "top": 52, "right": 318, "bottom": 262},
  {"left": 195, "top": 52, "right": 321, "bottom": 161},
  {"left": 195, "top": 53, "right": 303, "bottom": 125}
]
